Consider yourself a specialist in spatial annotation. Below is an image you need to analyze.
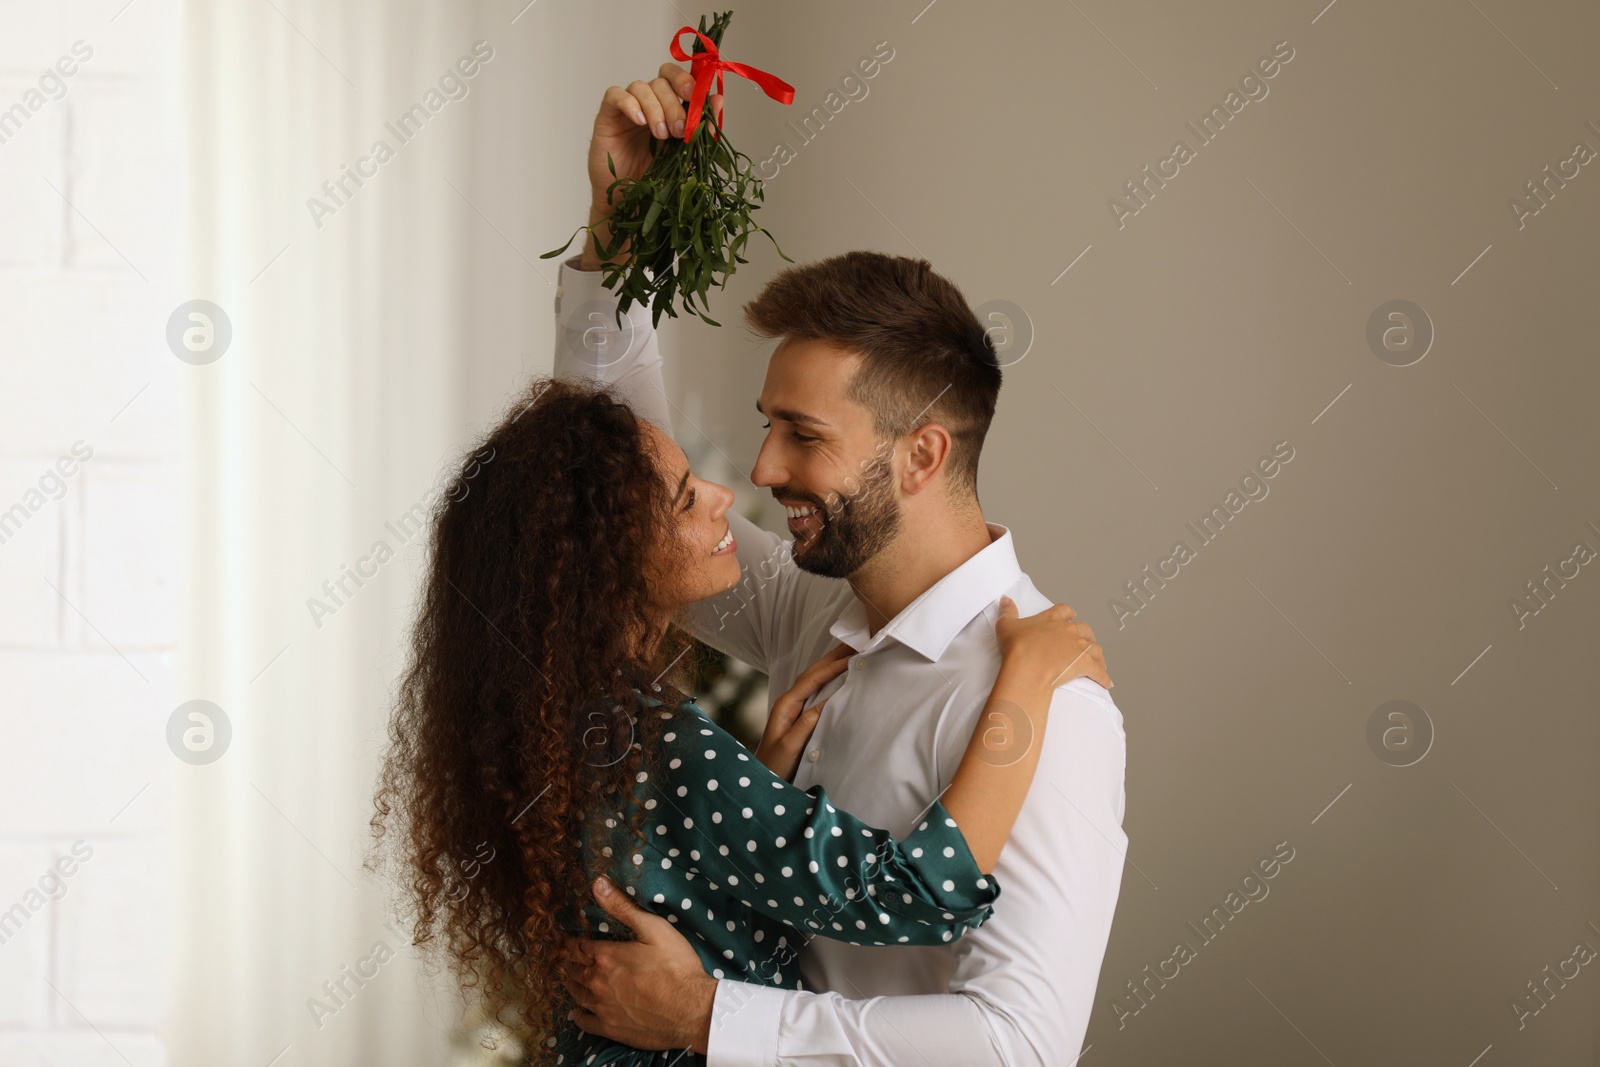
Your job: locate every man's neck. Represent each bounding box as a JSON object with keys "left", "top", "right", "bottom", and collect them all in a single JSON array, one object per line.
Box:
[{"left": 849, "top": 506, "right": 995, "bottom": 635}]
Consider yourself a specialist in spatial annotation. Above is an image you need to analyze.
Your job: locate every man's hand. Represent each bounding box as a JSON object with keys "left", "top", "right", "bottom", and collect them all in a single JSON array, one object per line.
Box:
[
  {"left": 582, "top": 64, "right": 725, "bottom": 270},
  {"left": 563, "top": 876, "right": 718, "bottom": 1054}
]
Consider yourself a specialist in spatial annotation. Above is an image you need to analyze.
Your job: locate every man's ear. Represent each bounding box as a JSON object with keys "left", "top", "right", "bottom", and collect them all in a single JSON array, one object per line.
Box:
[{"left": 900, "top": 423, "right": 953, "bottom": 496}]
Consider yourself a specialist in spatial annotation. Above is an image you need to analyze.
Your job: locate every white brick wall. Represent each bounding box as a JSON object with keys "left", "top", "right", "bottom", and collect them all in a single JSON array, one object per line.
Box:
[{"left": 0, "top": 1, "right": 183, "bottom": 1063}]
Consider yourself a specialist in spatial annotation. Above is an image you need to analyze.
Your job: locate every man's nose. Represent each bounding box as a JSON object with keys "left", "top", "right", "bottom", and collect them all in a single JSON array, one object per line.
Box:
[{"left": 750, "top": 434, "right": 784, "bottom": 488}]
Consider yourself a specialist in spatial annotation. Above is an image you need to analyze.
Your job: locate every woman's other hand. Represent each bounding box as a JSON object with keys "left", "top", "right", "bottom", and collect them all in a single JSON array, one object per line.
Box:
[
  {"left": 994, "top": 596, "right": 1113, "bottom": 692},
  {"left": 754, "top": 644, "right": 852, "bottom": 780}
]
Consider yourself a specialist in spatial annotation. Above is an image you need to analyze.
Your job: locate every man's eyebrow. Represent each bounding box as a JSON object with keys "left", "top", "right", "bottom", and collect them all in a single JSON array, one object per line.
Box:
[{"left": 755, "top": 401, "right": 829, "bottom": 429}]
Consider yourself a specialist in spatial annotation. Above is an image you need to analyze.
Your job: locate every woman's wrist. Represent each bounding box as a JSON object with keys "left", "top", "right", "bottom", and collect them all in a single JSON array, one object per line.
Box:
[
  {"left": 580, "top": 199, "right": 628, "bottom": 271},
  {"left": 992, "top": 658, "right": 1060, "bottom": 704}
]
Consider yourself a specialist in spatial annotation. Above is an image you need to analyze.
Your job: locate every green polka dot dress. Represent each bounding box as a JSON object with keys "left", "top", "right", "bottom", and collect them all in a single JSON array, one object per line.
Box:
[{"left": 547, "top": 696, "right": 1002, "bottom": 1066}]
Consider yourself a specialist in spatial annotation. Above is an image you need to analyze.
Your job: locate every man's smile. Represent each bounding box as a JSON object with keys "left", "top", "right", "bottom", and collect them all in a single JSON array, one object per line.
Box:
[{"left": 780, "top": 499, "right": 827, "bottom": 542}]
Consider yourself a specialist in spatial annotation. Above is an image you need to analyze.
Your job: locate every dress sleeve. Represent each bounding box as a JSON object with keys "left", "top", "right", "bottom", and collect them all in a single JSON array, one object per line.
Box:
[{"left": 634, "top": 701, "right": 1001, "bottom": 946}]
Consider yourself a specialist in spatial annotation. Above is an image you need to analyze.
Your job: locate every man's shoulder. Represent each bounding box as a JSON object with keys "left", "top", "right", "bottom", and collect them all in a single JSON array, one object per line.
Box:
[
  {"left": 1005, "top": 572, "right": 1124, "bottom": 731},
  {"left": 1055, "top": 676, "right": 1124, "bottom": 732}
]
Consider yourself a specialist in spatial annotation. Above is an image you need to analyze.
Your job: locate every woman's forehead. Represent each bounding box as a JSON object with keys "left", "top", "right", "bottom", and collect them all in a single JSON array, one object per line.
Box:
[{"left": 640, "top": 419, "right": 690, "bottom": 477}]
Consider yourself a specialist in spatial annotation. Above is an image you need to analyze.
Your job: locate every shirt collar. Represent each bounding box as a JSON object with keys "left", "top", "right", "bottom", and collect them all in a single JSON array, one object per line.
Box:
[{"left": 829, "top": 523, "right": 1021, "bottom": 662}]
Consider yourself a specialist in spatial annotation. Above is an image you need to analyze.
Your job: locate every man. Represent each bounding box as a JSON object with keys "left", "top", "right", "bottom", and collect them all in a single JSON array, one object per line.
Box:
[{"left": 551, "top": 64, "right": 1128, "bottom": 1067}]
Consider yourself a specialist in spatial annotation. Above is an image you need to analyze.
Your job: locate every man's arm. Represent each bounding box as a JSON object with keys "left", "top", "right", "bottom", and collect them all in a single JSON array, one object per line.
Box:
[
  {"left": 548, "top": 61, "right": 696, "bottom": 433},
  {"left": 705, "top": 682, "right": 1129, "bottom": 1067},
  {"left": 553, "top": 245, "right": 800, "bottom": 674},
  {"left": 553, "top": 252, "right": 671, "bottom": 428},
  {"left": 551, "top": 64, "right": 813, "bottom": 672}
]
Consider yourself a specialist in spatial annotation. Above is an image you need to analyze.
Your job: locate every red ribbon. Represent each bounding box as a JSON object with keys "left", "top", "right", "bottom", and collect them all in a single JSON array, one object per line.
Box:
[{"left": 669, "top": 26, "right": 794, "bottom": 143}]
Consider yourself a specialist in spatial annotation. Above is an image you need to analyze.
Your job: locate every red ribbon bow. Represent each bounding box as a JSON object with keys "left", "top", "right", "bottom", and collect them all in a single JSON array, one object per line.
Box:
[{"left": 669, "top": 26, "right": 794, "bottom": 143}]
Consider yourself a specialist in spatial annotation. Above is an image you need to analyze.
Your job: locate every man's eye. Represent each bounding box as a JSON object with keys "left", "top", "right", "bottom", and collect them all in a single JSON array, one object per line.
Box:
[
  {"left": 760, "top": 421, "right": 772, "bottom": 430},
  {"left": 793, "top": 432, "right": 817, "bottom": 444}
]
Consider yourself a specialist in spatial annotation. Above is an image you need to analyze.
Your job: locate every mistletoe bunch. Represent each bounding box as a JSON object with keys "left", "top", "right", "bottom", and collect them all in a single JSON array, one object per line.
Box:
[{"left": 542, "top": 12, "right": 791, "bottom": 328}]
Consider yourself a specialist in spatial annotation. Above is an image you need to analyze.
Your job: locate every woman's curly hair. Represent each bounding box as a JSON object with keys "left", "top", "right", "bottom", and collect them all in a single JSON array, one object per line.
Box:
[{"left": 370, "top": 377, "right": 698, "bottom": 1057}]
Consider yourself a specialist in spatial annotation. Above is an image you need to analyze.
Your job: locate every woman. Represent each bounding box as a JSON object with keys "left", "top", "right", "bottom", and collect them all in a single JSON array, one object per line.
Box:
[{"left": 370, "top": 379, "right": 1111, "bottom": 1066}]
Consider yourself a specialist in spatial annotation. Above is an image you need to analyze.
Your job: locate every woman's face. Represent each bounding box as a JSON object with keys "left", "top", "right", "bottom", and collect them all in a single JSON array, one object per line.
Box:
[{"left": 642, "top": 422, "right": 742, "bottom": 609}]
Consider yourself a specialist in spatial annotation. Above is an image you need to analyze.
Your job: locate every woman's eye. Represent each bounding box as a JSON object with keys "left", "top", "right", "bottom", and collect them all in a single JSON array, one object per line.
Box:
[{"left": 682, "top": 488, "right": 697, "bottom": 511}]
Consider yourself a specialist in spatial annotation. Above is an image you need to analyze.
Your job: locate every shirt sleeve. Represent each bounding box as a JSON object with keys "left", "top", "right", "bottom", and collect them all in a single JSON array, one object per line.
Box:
[
  {"left": 677, "top": 511, "right": 844, "bottom": 675},
  {"left": 706, "top": 681, "right": 1129, "bottom": 1067},
  {"left": 636, "top": 701, "right": 1000, "bottom": 945},
  {"left": 552, "top": 253, "right": 673, "bottom": 430},
  {"left": 551, "top": 254, "right": 829, "bottom": 675}
]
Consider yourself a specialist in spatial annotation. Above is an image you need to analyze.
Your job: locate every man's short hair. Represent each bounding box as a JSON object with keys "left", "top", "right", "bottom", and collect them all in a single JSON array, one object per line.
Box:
[{"left": 743, "top": 251, "right": 1001, "bottom": 493}]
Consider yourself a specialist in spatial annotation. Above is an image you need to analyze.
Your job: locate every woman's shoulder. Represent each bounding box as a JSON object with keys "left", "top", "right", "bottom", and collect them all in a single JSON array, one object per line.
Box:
[
  {"left": 631, "top": 687, "right": 713, "bottom": 726},
  {"left": 600, "top": 687, "right": 713, "bottom": 738},
  {"left": 639, "top": 696, "right": 771, "bottom": 786},
  {"left": 648, "top": 696, "right": 729, "bottom": 749}
]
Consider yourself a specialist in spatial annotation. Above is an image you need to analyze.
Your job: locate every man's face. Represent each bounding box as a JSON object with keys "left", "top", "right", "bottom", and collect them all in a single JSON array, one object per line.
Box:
[{"left": 752, "top": 338, "right": 902, "bottom": 578}]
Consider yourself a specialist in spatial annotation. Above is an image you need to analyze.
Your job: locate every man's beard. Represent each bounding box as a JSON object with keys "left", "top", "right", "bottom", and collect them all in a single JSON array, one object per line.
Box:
[{"left": 786, "top": 460, "right": 902, "bottom": 579}]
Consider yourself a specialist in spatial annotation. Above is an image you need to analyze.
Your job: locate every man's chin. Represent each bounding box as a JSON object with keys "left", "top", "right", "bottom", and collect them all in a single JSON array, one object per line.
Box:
[
  {"left": 793, "top": 554, "right": 844, "bottom": 579},
  {"left": 790, "top": 532, "right": 822, "bottom": 568},
  {"left": 791, "top": 531, "right": 853, "bottom": 579}
]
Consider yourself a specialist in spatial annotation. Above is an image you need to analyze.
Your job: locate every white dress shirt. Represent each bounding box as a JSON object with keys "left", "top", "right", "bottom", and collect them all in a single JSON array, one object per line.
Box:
[{"left": 552, "top": 256, "right": 1128, "bottom": 1067}]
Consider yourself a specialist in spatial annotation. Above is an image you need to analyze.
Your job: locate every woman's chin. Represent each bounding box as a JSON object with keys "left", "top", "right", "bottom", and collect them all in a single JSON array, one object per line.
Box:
[
  {"left": 667, "top": 561, "right": 744, "bottom": 609},
  {"left": 709, "top": 555, "right": 743, "bottom": 594}
]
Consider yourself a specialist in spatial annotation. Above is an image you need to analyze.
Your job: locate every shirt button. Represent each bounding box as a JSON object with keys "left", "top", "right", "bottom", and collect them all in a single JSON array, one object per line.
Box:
[
  {"left": 852, "top": 657, "right": 866, "bottom": 671},
  {"left": 807, "top": 749, "right": 820, "bottom": 763}
]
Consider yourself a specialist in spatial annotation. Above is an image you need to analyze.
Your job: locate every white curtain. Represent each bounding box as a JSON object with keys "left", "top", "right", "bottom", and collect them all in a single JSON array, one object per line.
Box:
[{"left": 176, "top": 2, "right": 671, "bottom": 1064}]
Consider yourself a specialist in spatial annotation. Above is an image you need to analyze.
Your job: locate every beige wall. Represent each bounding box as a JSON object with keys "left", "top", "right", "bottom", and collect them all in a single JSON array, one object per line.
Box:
[{"left": 578, "top": 2, "right": 1599, "bottom": 1062}]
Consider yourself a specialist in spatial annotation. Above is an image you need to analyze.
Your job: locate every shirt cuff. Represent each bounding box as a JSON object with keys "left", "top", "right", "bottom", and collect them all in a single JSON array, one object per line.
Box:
[
  {"left": 555, "top": 252, "right": 652, "bottom": 327},
  {"left": 556, "top": 252, "right": 612, "bottom": 302},
  {"left": 706, "top": 979, "right": 786, "bottom": 1067}
]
